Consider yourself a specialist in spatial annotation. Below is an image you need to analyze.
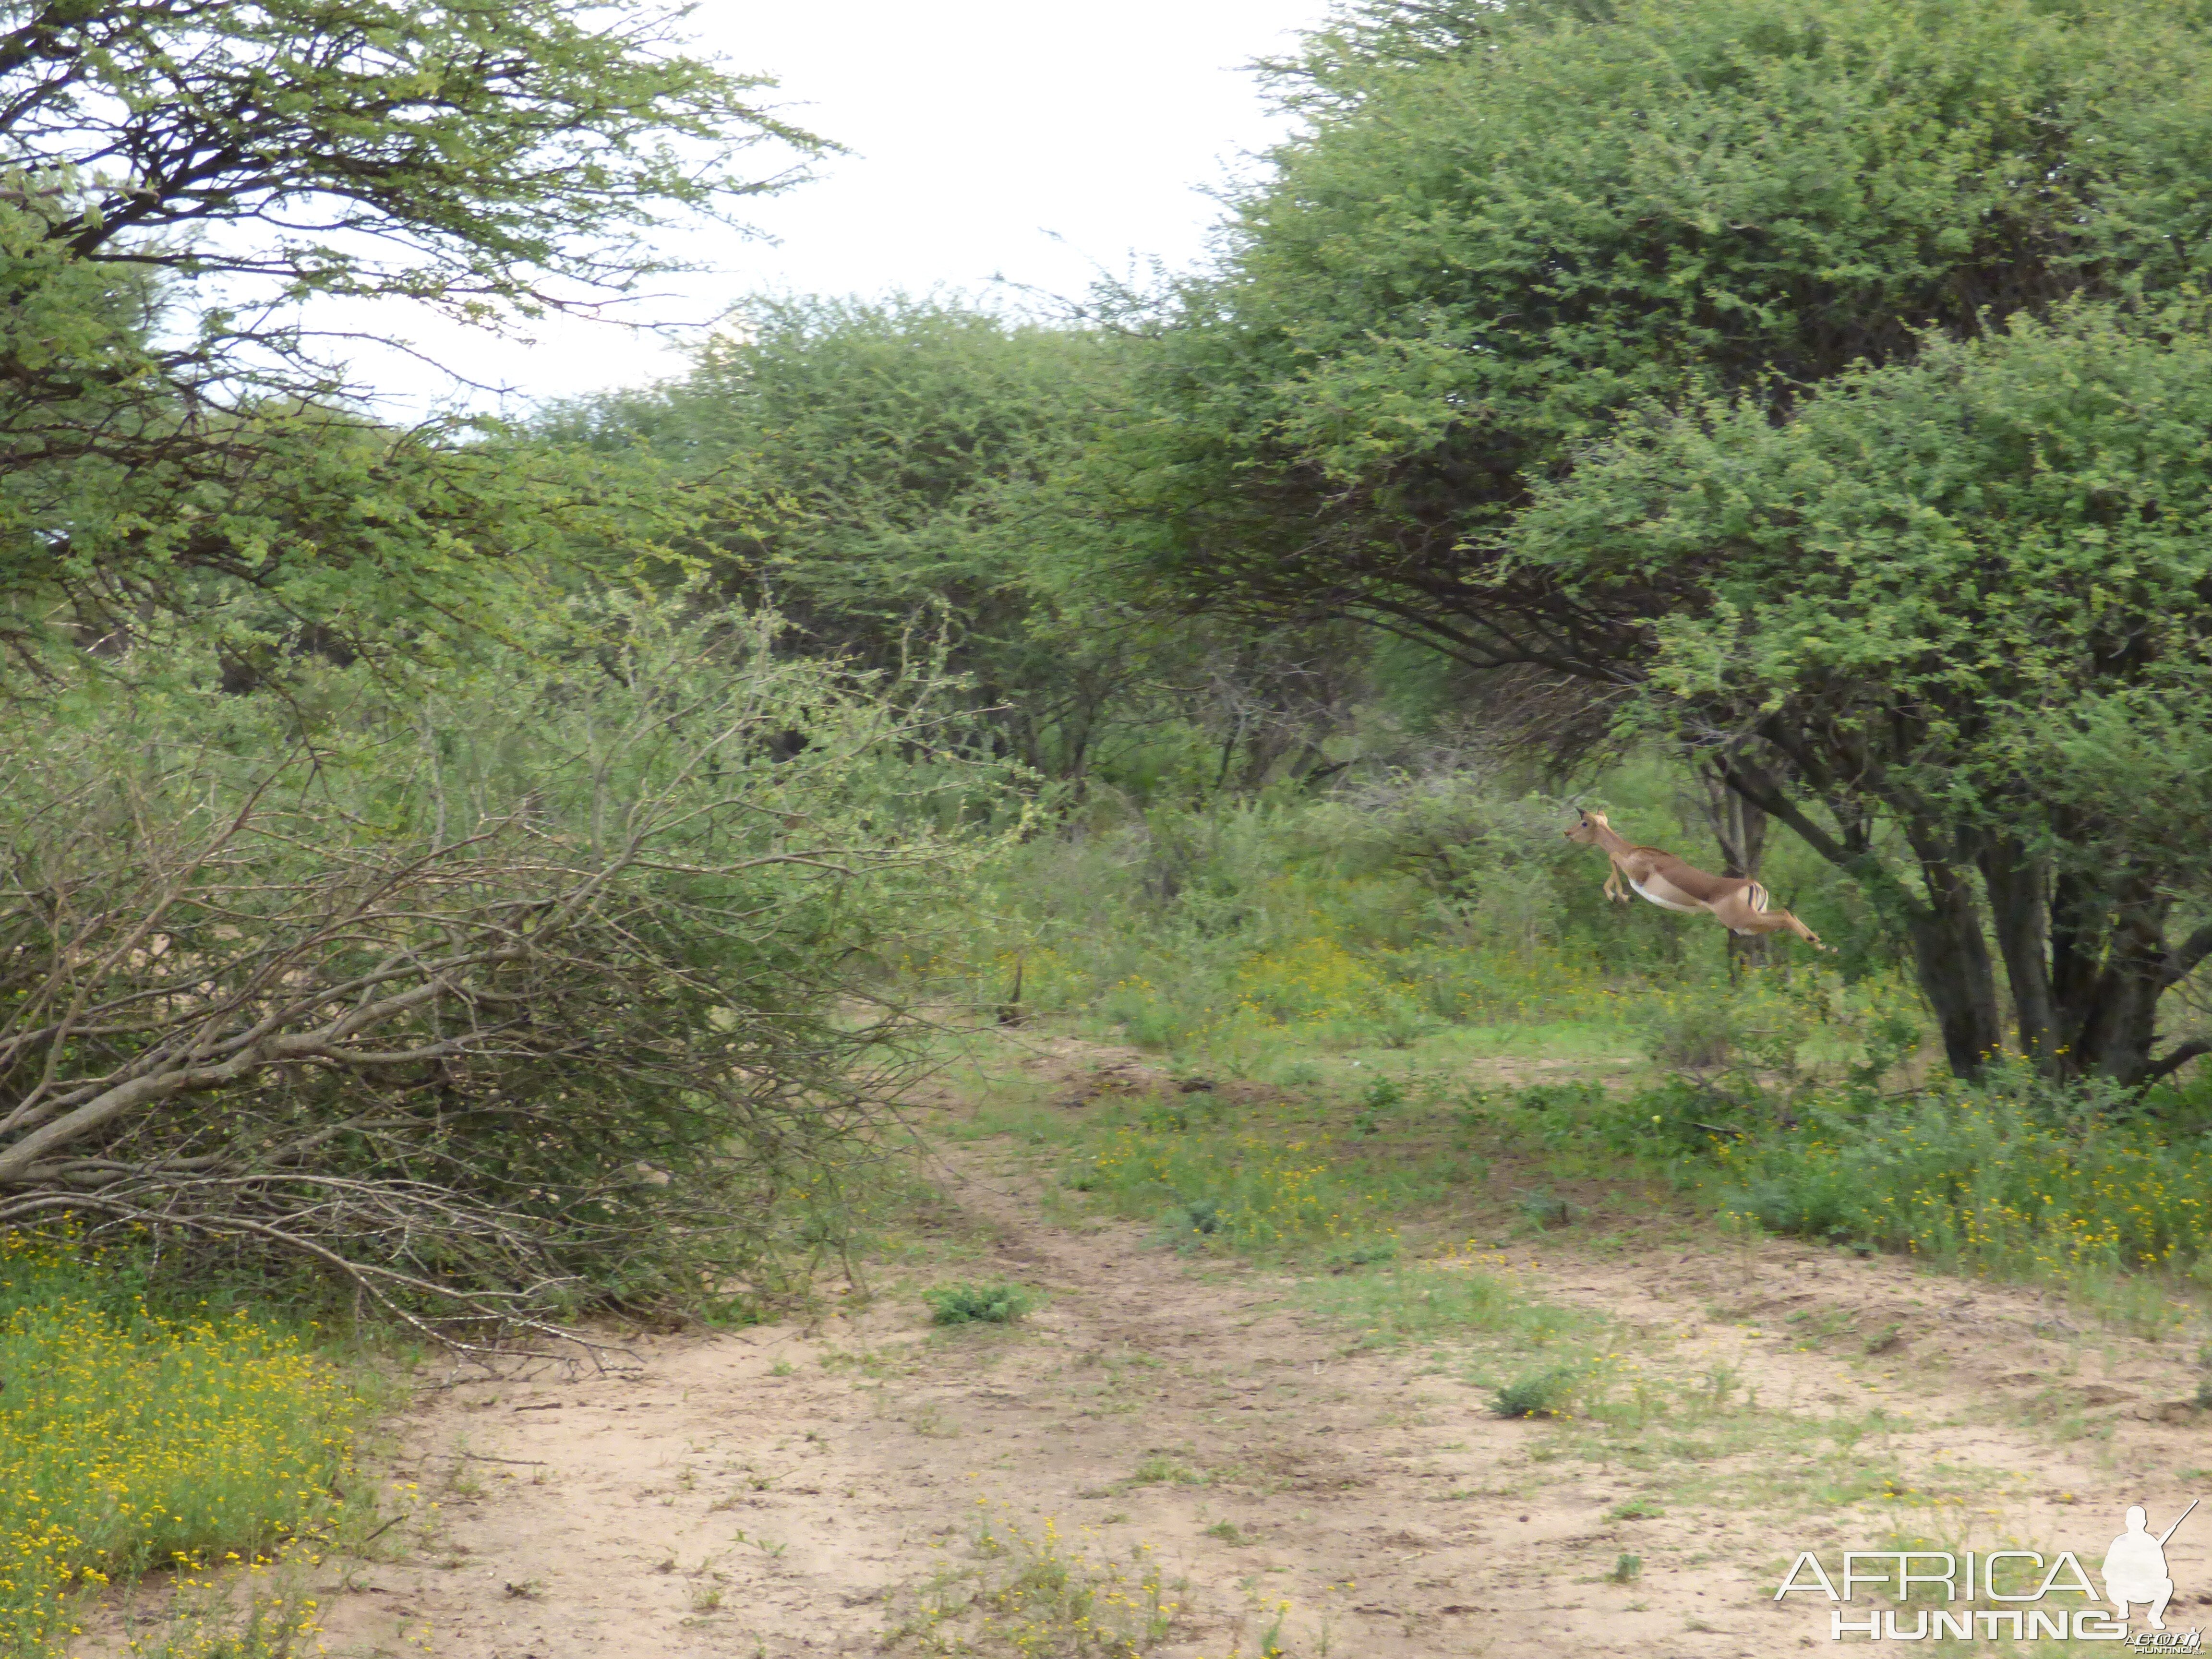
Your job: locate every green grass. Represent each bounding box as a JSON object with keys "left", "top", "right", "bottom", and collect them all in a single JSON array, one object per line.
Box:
[
  {"left": 1055, "top": 1111, "right": 1421, "bottom": 1263},
  {"left": 0, "top": 1229, "right": 377, "bottom": 1657},
  {"left": 1719, "top": 1071, "right": 2212, "bottom": 1286},
  {"left": 1297, "top": 1265, "right": 1594, "bottom": 1351}
]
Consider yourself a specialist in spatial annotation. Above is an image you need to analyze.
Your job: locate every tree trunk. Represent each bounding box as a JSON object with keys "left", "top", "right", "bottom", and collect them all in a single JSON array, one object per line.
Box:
[
  {"left": 1977, "top": 835, "right": 2059, "bottom": 1067},
  {"left": 1900, "top": 859, "right": 2006, "bottom": 1079},
  {"left": 1976, "top": 843, "right": 2192, "bottom": 1086},
  {"left": 2054, "top": 868, "right": 2172, "bottom": 1084}
]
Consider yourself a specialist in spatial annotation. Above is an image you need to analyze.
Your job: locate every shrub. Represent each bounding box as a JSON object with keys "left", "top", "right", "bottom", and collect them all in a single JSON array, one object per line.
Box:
[
  {"left": 923, "top": 1282, "right": 1038, "bottom": 1325},
  {"left": 1515, "top": 1190, "right": 1572, "bottom": 1228},
  {"left": 0, "top": 603, "right": 1006, "bottom": 1343},
  {"left": 1492, "top": 1366, "right": 1583, "bottom": 1419},
  {"left": 1717, "top": 1061, "right": 2212, "bottom": 1282}
]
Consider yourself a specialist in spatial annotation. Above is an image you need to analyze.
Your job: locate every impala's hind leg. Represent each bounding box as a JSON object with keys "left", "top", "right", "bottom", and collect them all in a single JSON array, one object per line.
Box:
[{"left": 1711, "top": 886, "right": 1825, "bottom": 950}]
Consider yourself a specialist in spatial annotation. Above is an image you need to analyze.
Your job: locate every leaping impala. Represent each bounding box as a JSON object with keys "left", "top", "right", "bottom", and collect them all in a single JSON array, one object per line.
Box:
[{"left": 1564, "top": 809, "right": 1826, "bottom": 950}]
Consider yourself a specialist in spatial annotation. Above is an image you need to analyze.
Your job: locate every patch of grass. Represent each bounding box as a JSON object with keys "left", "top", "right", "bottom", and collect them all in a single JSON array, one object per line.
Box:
[
  {"left": 923, "top": 1282, "right": 1039, "bottom": 1326},
  {"left": 885, "top": 1504, "right": 1183, "bottom": 1656},
  {"left": 1298, "top": 1266, "right": 1599, "bottom": 1351},
  {"left": 1128, "top": 1455, "right": 1207, "bottom": 1488},
  {"left": 1515, "top": 1189, "right": 1572, "bottom": 1228},
  {"left": 1609, "top": 1552, "right": 1643, "bottom": 1584},
  {"left": 1322, "top": 1241, "right": 1399, "bottom": 1273},
  {"left": 1608, "top": 1498, "right": 1666, "bottom": 1520},
  {"left": 1063, "top": 1112, "right": 1408, "bottom": 1262},
  {"left": 109, "top": 1561, "right": 331, "bottom": 1659},
  {"left": 1716, "top": 1064, "right": 2212, "bottom": 1329},
  {"left": 0, "top": 1228, "right": 376, "bottom": 1656}
]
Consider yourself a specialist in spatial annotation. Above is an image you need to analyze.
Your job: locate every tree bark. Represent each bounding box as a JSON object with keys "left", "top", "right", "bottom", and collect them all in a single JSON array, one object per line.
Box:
[
  {"left": 1977, "top": 834, "right": 2058, "bottom": 1067},
  {"left": 1975, "top": 840, "right": 2192, "bottom": 1086},
  {"left": 2057, "top": 869, "right": 2172, "bottom": 1084},
  {"left": 1899, "top": 859, "right": 2005, "bottom": 1079}
]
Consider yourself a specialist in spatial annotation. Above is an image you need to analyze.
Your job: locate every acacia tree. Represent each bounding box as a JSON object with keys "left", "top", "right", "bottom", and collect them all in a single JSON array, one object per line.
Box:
[
  {"left": 549, "top": 296, "right": 1380, "bottom": 790},
  {"left": 543, "top": 297, "right": 1134, "bottom": 771},
  {"left": 0, "top": 0, "right": 819, "bottom": 669},
  {"left": 1117, "top": 0, "right": 2212, "bottom": 1076}
]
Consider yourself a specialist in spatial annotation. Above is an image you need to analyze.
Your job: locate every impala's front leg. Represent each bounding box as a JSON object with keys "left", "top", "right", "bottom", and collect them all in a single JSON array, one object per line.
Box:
[{"left": 1604, "top": 859, "right": 1631, "bottom": 903}]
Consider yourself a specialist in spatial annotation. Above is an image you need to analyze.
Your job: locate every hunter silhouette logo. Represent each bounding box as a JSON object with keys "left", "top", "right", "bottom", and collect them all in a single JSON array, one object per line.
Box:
[
  {"left": 1775, "top": 1498, "right": 2203, "bottom": 1645},
  {"left": 2105, "top": 1500, "right": 2196, "bottom": 1633}
]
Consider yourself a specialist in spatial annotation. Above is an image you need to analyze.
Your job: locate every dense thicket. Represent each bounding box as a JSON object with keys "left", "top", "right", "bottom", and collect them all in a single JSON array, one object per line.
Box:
[
  {"left": 0, "top": 608, "right": 1000, "bottom": 1337},
  {"left": 0, "top": 2, "right": 1008, "bottom": 1334}
]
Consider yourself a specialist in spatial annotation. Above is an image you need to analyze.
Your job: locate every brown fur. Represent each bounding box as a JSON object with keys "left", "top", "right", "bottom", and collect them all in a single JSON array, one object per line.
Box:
[{"left": 1563, "top": 810, "right": 1824, "bottom": 949}]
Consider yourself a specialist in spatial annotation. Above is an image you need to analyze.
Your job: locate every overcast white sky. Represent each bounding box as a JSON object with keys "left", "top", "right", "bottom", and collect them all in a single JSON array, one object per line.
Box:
[{"left": 347, "top": 0, "right": 1328, "bottom": 417}]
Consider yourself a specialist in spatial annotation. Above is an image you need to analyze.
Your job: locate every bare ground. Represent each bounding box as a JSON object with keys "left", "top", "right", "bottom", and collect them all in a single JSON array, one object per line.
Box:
[{"left": 305, "top": 1034, "right": 2212, "bottom": 1658}]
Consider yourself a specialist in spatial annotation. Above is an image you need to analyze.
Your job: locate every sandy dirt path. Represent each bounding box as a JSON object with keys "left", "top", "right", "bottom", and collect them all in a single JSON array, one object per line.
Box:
[{"left": 310, "top": 1038, "right": 2212, "bottom": 1659}]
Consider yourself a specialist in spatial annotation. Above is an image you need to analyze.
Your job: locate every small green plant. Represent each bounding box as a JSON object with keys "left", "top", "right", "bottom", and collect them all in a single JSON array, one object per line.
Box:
[
  {"left": 885, "top": 1503, "right": 1182, "bottom": 1654},
  {"left": 1323, "top": 1240, "right": 1400, "bottom": 1272},
  {"left": 1129, "top": 1453, "right": 1207, "bottom": 1487},
  {"left": 2194, "top": 1377, "right": 2212, "bottom": 1411},
  {"left": 923, "top": 1281, "right": 1038, "bottom": 1326},
  {"left": 1353, "top": 1077, "right": 1406, "bottom": 1135},
  {"left": 1176, "top": 1198, "right": 1223, "bottom": 1236},
  {"left": 1608, "top": 1498, "right": 1665, "bottom": 1520},
  {"left": 1203, "top": 1520, "right": 1249, "bottom": 1545},
  {"left": 1516, "top": 1189, "right": 1572, "bottom": 1228},
  {"left": 1610, "top": 1552, "right": 1643, "bottom": 1584},
  {"left": 1637, "top": 984, "right": 1745, "bottom": 1070},
  {"left": 1492, "top": 1366, "right": 1581, "bottom": 1419}
]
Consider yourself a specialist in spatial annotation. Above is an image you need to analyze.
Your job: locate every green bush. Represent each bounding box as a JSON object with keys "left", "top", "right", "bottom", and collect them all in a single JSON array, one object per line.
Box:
[
  {"left": 1492, "top": 1366, "right": 1584, "bottom": 1419},
  {"left": 0, "top": 601, "right": 1006, "bottom": 1333},
  {"left": 923, "top": 1282, "right": 1039, "bottom": 1325}
]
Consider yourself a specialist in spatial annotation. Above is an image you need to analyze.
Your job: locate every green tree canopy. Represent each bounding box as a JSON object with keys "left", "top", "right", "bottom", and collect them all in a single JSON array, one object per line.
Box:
[
  {"left": 1122, "top": 0, "right": 2212, "bottom": 665},
  {"left": 0, "top": 0, "right": 819, "bottom": 673},
  {"left": 550, "top": 296, "right": 1379, "bottom": 788}
]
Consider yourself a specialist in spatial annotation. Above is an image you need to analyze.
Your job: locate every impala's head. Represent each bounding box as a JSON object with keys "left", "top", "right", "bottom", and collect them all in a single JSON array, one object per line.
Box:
[{"left": 1564, "top": 809, "right": 1610, "bottom": 845}]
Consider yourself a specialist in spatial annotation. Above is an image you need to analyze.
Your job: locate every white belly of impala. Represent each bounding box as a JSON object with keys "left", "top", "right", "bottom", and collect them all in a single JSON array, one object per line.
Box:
[{"left": 1629, "top": 876, "right": 1704, "bottom": 914}]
